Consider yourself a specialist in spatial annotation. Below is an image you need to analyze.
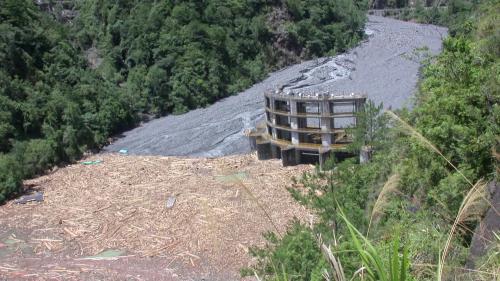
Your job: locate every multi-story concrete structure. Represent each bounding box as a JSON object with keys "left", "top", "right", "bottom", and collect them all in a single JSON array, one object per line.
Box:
[{"left": 247, "top": 89, "right": 366, "bottom": 166}]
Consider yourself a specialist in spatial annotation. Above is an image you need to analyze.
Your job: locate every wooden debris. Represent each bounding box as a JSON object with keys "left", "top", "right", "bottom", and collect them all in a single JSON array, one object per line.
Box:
[{"left": 0, "top": 153, "right": 313, "bottom": 273}]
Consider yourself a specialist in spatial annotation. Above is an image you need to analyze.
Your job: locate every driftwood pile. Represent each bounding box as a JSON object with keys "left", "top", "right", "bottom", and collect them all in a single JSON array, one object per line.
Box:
[{"left": 0, "top": 153, "right": 312, "bottom": 273}]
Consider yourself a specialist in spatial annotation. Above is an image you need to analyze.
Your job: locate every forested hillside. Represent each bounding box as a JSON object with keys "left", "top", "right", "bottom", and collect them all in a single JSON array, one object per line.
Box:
[
  {"left": 74, "top": 0, "right": 367, "bottom": 114},
  {"left": 374, "top": 0, "right": 482, "bottom": 34},
  {"left": 0, "top": 0, "right": 368, "bottom": 202},
  {"left": 247, "top": 0, "right": 499, "bottom": 280}
]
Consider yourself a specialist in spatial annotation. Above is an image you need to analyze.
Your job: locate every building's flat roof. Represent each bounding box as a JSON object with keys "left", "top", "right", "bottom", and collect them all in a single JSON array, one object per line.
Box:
[{"left": 265, "top": 90, "right": 366, "bottom": 101}]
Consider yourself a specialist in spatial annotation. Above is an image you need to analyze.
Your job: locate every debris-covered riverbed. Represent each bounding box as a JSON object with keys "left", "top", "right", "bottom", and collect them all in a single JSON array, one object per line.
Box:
[
  {"left": 0, "top": 154, "right": 311, "bottom": 280},
  {"left": 104, "top": 15, "right": 447, "bottom": 158}
]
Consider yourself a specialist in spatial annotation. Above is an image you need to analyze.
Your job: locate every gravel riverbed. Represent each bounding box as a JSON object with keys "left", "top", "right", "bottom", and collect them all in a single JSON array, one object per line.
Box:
[{"left": 104, "top": 16, "right": 447, "bottom": 157}]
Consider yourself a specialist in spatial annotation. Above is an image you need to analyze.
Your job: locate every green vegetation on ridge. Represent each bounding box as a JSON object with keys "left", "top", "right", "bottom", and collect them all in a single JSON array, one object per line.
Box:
[{"left": 75, "top": 0, "right": 368, "bottom": 114}]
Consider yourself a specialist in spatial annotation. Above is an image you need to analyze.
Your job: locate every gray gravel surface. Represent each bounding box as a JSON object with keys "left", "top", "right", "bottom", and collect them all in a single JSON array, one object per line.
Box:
[{"left": 104, "top": 16, "right": 447, "bottom": 157}]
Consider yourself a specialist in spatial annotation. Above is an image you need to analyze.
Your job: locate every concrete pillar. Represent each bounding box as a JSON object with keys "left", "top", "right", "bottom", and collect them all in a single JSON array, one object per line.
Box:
[
  {"left": 290, "top": 119, "right": 298, "bottom": 130},
  {"left": 290, "top": 100, "right": 299, "bottom": 145},
  {"left": 295, "top": 149, "right": 301, "bottom": 165},
  {"left": 321, "top": 133, "right": 332, "bottom": 147},
  {"left": 320, "top": 117, "right": 330, "bottom": 131},
  {"left": 291, "top": 132, "right": 299, "bottom": 145},
  {"left": 272, "top": 128, "right": 277, "bottom": 140},
  {"left": 248, "top": 136, "right": 257, "bottom": 151},
  {"left": 271, "top": 144, "right": 281, "bottom": 159},
  {"left": 321, "top": 100, "right": 330, "bottom": 116},
  {"left": 321, "top": 100, "right": 332, "bottom": 147},
  {"left": 257, "top": 141, "right": 272, "bottom": 160},
  {"left": 360, "top": 146, "right": 373, "bottom": 164},
  {"left": 270, "top": 97, "right": 277, "bottom": 125},
  {"left": 271, "top": 114, "right": 277, "bottom": 126},
  {"left": 268, "top": 97, "right": 278, "bottom": 140},
  {"left": 319, "top": 149, "right": 331, "bottom": 169},
  {"left": 331, "top": 104, "right": 335, "bottom": 126},
  {"left": 290, "top": 100, "right": 298, "bottom": 115},
  {"left": 281, "top": 147, "right": 297, "bottom": 166}
]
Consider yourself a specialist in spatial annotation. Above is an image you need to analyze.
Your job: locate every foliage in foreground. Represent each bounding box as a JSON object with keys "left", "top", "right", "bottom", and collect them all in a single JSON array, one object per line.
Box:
[
  {"left": 340, "top": 212, "right": 410, "bottom": 281},
  {"left": 246, "top": 1, "right": 498, "bottom": 279},
  {"left": 242, "top": 222, "right": 327, "bottom": 281}
]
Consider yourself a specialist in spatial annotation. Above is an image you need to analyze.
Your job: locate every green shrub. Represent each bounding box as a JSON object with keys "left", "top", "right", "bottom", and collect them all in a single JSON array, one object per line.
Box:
[
  {"left": 248, "top": 2, "right": 498, "bottom": 280},
  {"left": 243, "top": 222, "right": 327, "bottom": 280},
  {"left": 340, "top": 212, "right": 411, "bottom": 281},
  {"left": 0, "top": 154, "right": 22, "bottom": 203},
  {"left": 12, "top": 139, "right": 57, "bottom": 178}
]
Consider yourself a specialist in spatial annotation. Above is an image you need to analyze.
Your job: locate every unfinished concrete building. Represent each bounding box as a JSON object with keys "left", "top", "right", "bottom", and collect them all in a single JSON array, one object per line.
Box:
[{"left": 248, "top": 90, "right": 366, "bottom": 166}]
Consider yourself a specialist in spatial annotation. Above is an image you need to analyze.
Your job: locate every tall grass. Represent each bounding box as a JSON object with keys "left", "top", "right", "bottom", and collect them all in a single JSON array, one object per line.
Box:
[
  {"left": 318, "top": 233, "right": 347, "bottom": 281},
  {"left": 318, "top": 218, "right": 410, "bottom": 281},
  {"left": 385, "top": 111, "right": 493, "bottom": 280},
  {"left": 367, "top": 173, "right": 401, "bottom": 237},
  {"left": 437, "top": 179, "right": 489, "bottom": 280},
  {"left": 384, "top": 111, "right": 473, "bottom": 187},
  {"left": 321, "top": 243, "right": 347, "bottom": 281},
  {"left": 339, "top": 212, "right": 410, "bottom": 281}
]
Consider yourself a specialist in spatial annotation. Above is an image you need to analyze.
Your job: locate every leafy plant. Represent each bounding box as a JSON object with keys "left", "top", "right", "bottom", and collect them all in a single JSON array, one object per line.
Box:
[
  {"left": 340, "top": 212, "right": 410, "bottom": 281},
  {"left": 349, "top": 100, "right": 390, "bottom": 152},
  {"left": 248, "top": 2, "right": 499, "bottom": 280},
  {"left": 242, "top": 222, "right": 327, "bottom": 281},
  {"left": 0, "top": 154, "right": 22, "bottom": 203}
]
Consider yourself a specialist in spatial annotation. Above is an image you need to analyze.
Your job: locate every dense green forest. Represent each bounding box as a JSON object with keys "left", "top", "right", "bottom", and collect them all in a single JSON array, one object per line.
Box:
[
  {"left": 376, "top": 0, "right": 483, "bottom": 35},
  {"left": 246, "top": 0, "right": 499, "bottom": 280},
  {"left": 0, "top": 0, "right": 368, "bottom": 202}
]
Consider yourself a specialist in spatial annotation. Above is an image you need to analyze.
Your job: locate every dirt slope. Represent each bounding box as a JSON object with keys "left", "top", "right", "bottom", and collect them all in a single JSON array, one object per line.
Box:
[{"left": 104, "top": 16, "right": 447, "bottom": 157}]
